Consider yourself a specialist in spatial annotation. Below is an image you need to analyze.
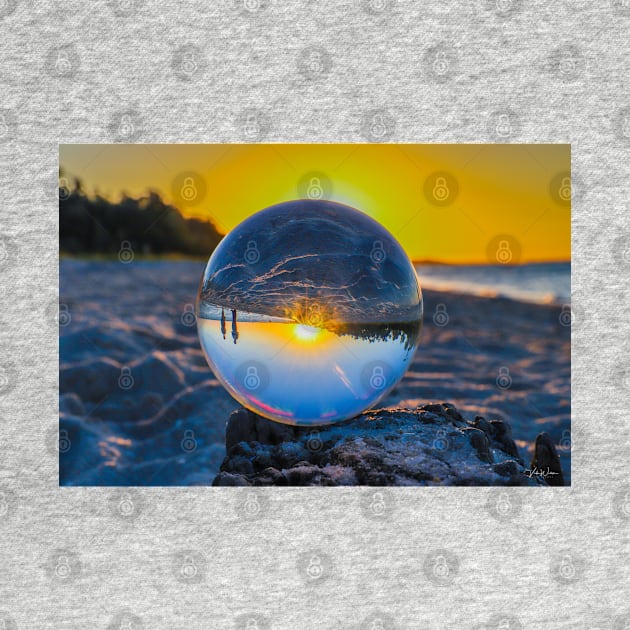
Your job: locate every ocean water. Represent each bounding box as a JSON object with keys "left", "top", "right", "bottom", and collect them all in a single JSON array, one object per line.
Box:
[
  {"left": 197, "top": 307, "right": 420, "bottom": 426},
  {"left": 414, "top": 262, "right": 570, "bottom": 305}
]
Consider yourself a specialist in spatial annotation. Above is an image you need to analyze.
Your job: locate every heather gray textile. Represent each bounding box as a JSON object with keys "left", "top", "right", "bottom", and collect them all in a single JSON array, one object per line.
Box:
[{"left": 1, "top": 1, "right": 629, "bottom": 628}]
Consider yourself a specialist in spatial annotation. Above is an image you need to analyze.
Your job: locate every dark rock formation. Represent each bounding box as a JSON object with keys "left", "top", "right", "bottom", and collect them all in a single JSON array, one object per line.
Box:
[
  {"left": 529, "top": 432, "right": 565, "bottom": 486},
  {"left": 213, "top": 403, "right": 552, "bottom": 487}
]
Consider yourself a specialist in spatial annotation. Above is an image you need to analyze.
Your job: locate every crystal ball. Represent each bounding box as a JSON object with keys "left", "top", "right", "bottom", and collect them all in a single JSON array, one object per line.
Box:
[{"left": 196, "top": 200, "right": 423, "bottom": 426}]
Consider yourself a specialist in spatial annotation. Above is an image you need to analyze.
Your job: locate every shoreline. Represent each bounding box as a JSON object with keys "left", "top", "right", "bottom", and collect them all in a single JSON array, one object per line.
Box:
[{"left": 61, "top": 257, "right": 569, "bottom": 307}]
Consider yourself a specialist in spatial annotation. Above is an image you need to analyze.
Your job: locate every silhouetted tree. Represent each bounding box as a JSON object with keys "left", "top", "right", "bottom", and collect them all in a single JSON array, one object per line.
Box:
[{"left": 59, "top": 184, "right": 222, "bottom": 257}]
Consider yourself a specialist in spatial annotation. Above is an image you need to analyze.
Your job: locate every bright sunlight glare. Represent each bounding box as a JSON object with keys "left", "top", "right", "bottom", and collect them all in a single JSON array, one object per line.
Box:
[{"left": 293, "top": 324, "right": 321, "bottom": 342}]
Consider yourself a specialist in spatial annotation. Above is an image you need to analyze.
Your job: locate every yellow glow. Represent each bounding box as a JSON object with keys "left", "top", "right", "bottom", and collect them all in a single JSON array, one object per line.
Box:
[
  {"left": 293, "top": 324, "right": 321, "bottom": 342},
  {"left": 59, "top": 144, "right": 571, "bottom": 263}
]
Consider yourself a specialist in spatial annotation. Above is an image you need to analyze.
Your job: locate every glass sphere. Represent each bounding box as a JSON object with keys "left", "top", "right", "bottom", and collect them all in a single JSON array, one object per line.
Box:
[{"left": 197, "top": 200, "right": 422, "bottom": 426}]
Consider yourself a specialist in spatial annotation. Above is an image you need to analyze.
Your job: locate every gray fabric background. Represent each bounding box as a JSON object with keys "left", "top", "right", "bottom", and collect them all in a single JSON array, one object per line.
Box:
[{"left": 1, "top": 0, "right": 629, "bottom": 628}]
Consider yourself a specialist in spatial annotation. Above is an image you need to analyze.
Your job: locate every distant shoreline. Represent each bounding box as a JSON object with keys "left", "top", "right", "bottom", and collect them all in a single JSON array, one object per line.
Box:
[
  {"left": 413, "top": 259, "right": 570, "bottom": 266},
  {"left": 60, "top": 259, "right": 568, "bottom": 308},
  {"left": 61, "top": 252, "right": 570, "bottom": 267}
]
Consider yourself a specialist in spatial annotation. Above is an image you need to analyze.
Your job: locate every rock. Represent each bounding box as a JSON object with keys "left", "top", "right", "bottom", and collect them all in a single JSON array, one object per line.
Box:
[
  {"left": 478, "top": 418, "right": 522, "bottom": 463},
  {"left": 212, "top": 472, "right": 250, "bottom": 486},
  {"left": 464, "top": 428, "right": 493, "bottom": 463},
  {"left": 530, "top": 432, "right": 565, "bottom": 486},
  {"left": 225, "top": 408, "right": 256, "bottom": 452},
  {"left": 214, "top": 403, "right": 551, "bottom": 487},
  {"left": 493, "top": 460, "right": 520, "bottom": 477},
  {"left": 225, "top": 408, "right": 296, "bottom": 452}
]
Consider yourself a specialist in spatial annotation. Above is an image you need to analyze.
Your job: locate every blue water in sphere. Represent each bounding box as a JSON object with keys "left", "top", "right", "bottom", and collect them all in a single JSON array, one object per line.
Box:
[{"left": 196, "top": 200, "right": 423, "bottom": 426}]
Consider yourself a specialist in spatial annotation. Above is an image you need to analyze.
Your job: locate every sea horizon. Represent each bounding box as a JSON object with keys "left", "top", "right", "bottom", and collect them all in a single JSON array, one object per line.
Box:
[{"left": 414, "top": 261, "right": 570, "bottom": 305}]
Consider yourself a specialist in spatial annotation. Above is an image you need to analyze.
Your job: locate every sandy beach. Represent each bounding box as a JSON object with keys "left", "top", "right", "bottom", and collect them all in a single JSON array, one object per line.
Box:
[{"left": 59, "top": 259, "right": 571, "bottom": 485}]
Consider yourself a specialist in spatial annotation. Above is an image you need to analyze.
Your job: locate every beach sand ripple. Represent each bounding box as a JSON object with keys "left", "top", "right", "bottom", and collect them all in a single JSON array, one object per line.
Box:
[{"left": 59, "top": 260, "right": 570, "bottom": 485}]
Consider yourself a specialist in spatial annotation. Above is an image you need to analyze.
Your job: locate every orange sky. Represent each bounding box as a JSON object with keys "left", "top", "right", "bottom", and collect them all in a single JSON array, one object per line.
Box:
[{"left": 59, "top": 144, "right": 570, "bottom": 263}]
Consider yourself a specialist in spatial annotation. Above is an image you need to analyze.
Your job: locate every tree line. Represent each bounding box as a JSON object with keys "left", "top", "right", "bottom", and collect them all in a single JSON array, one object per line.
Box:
[{"left": 59, "top": 176, "right": 223, "bottom": 257}]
